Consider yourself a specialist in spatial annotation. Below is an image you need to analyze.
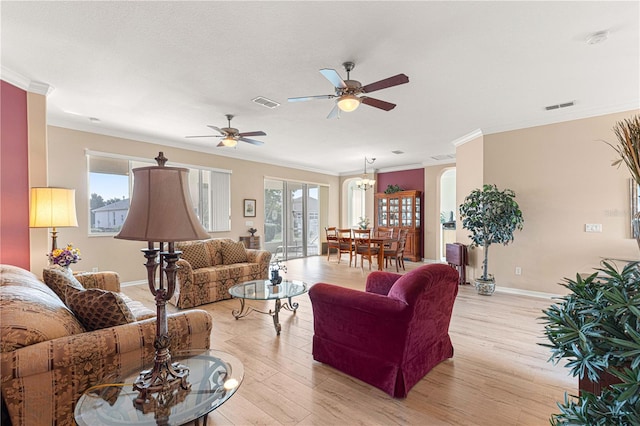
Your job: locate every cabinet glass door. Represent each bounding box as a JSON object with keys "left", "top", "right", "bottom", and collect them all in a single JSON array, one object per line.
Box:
[
  {"left": 401, "top": 196, "right": 413, "bottom": 227},
  {"left": 377, "top": 198, "right": 388, "bottom": 226},
  {"left": 389, "top": 197, "right": 399, "bottom": 227}
]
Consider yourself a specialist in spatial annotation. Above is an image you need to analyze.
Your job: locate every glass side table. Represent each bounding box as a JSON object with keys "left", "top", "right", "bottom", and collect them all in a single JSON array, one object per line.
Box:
[
  {"left": 228, "top": 279, "right": 308, "bottom": 335},
  {"left": 74, "top": 349, "right": 243, "bottom": 426}
]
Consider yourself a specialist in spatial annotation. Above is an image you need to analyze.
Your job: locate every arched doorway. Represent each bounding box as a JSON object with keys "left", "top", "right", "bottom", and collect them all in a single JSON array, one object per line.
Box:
[{"left": 439, "top": 168, "right": 456, "bottom": 260}]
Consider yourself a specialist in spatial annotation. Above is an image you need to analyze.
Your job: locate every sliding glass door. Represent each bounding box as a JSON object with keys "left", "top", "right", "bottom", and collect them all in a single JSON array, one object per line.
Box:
[{"left": 264, "top": 179, "right": 321, "bottom": 260}]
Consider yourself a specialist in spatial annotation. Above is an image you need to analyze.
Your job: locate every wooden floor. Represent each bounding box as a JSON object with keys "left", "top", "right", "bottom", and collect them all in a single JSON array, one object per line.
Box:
[{"left": 122, "top": 256, "right": 575, "bottom": 425}]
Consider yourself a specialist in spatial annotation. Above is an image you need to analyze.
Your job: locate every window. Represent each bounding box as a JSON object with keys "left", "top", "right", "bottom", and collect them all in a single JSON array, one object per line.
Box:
[
  {"left": 347, "top": 179, "right": 365, "bottom": 228},
  {"left": 88, "top": 152, "right": 230, "bottom": 235}
]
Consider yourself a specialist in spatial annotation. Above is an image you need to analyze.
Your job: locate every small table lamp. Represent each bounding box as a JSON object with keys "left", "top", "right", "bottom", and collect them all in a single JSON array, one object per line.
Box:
[
  {"left": 29, "top": 187, "right": 79, "bottom": 252},
  {"left": 115, "top": 152, "right": 209, "bottom": 407}
]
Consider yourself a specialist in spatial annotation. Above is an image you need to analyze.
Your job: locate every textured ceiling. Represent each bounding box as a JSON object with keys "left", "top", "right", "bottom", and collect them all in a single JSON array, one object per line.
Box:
[{"left": 2, "top": 1, "right": 639, "bottom": 175}]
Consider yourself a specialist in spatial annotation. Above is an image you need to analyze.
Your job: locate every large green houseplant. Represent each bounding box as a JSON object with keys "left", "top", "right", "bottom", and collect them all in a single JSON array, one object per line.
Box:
[
  {"left": 541, "top": 261, "right": 640, "bottom": 425},
  {"left": 458, "top": 184, "right": 524, "bottom": 295}
]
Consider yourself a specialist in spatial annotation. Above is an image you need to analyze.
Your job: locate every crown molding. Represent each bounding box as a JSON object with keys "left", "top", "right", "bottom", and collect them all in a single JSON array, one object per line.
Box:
[
  {"left": 452, "top": 129, "right": 484, "bottom": 147},
  {"left": 1, "top": 66, "right": 53, "bottom": 95}
]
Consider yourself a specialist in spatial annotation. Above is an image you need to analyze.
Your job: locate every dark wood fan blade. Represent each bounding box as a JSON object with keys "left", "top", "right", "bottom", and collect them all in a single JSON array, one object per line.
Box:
[
  {"left": 288, "top": 95, "right": 335, "bottom": 102},
  {"left": 238, "top": 131, "right": 266, "bottom": 137},
  {"left": 319, "top": 68, "right": 347, "bottom": 89},
  {"left": 326, "top": 104, "right": 340, "bottom": 119},
  {"left": 361, "top": 74, "right": 409, "bottom": 93},
  {"left": 216, "top": 141, "right": 226, "bottom": 147},
  {"left": 206, "top": 125, "right": 225, "bottom": 135},
  {"left": 185, "top": 135, "right": 221, "bottom": 138},
  {"left": 361, "top": 97, "right": 397, "bottom": 111},
  {"left": 239, "top": 137, "right": 264, "bottom": 146}
]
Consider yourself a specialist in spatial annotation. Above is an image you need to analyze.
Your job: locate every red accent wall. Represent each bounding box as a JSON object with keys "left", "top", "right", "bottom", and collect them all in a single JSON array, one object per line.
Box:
[
  {"left": 1, "top": 80, "right": 30, "bottom": 269},
  {"left": 376, "top": 169, "right": 425, "bottom": 194},
  {"left": 376, "top": 168, "right": 425, "bottom": 258}
]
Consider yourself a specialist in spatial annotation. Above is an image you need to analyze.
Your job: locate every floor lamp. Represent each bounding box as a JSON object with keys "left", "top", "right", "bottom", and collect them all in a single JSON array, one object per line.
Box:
[
  {"left": 115, "top": 152, "right": 209, "bottom": 407},
  {"left": 29, "top": 187, "right": 79, "bottom": 252}
]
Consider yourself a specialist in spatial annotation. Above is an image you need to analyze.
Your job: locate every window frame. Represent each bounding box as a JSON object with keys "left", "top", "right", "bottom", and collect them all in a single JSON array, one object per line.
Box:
[{"left": 86, "top": 150, "right": 231, "bottom": 236}]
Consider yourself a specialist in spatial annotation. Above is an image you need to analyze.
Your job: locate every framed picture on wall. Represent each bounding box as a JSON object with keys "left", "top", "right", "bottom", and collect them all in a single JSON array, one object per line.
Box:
[{"left": 244, "top": 199, "right": 256, "bottom": 217}]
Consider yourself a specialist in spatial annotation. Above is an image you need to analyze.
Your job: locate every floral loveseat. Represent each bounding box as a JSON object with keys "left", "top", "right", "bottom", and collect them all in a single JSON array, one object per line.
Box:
[
  {"left": 0, "top": 264, "right": 212, "bottom": 426},
  {"left": 172, "top": 238, "right": 271, "bottom": 309}
]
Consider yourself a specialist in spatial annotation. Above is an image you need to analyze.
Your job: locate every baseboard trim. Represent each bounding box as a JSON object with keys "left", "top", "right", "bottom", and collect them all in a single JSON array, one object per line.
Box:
[
  {"left": 420, "top": 259, "right": 561, "bottom": 299},
  {"left": 493, "top": 286, "right": 561, "bottom": 300}
]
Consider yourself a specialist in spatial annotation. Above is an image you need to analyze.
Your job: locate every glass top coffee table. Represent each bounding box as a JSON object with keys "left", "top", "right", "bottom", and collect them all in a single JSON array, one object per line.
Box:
[
  {"left": 228, "top": 279, "right": 308, "bottom": 335},
  {"left": 74, "top": 349, "right": 243, "bottom": 426}
]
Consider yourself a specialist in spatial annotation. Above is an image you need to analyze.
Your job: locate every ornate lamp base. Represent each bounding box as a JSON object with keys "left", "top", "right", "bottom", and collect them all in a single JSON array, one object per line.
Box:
[{"left": 133, "top": 355, "right": 191, "bottom": 407}]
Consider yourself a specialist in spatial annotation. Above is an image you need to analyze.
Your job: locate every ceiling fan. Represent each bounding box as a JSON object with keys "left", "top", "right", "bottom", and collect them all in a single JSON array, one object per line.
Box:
[
  {"left": 288, "top": 61, "right": 409, "bottom": 119},
  {"left": 185, "top": 114, "right": 266, "bottom": 147}
]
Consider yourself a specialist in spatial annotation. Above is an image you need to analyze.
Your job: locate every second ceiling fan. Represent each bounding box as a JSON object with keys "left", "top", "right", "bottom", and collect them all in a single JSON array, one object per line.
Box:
[
  {"left": 288, "top": 62, "right": 409, "bottom": 119},
  {"left": 186, "top": 114, "right": 266, "bottom": 147}
]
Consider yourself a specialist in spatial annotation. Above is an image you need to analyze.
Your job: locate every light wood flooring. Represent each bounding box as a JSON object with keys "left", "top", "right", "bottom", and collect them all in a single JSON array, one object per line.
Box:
[{"left": 122, "top": 256, "right": 575, "bottom": 425}]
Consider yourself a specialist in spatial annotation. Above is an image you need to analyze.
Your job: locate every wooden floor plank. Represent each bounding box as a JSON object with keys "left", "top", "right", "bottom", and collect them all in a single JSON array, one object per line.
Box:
[{"left": 122, "top": 255, "right": 574, "bottom": 425}]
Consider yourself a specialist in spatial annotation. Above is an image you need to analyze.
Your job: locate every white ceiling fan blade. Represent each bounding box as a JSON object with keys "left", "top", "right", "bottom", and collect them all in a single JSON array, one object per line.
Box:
[
  {"left": 326, "top": 104, "right": 341, "bottom": 119},
  {"left": 288, "top": 94, "right": 335, "bottom": 102},
  {"left": 239, "top": 137, "right": 265, "bottom": 146},
  {"left": 207, "top": 125, "right": 225, "bottom": 135},
  {"left": 319, "top": 68, "right": 347, "bottom": 89}
]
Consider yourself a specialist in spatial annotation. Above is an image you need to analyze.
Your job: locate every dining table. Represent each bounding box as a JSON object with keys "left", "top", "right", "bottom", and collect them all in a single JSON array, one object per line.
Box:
[{"left": 369, "top": 236, "right": 395, "bottom": 271}]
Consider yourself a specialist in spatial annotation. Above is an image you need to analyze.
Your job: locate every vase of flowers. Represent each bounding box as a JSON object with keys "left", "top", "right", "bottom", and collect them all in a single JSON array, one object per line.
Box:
[
  {"left": 48, "top": 243, "right": 81, "bottom": 270},
  {"left": 358, "top": 217, "right": 370, "bottom": 230}
]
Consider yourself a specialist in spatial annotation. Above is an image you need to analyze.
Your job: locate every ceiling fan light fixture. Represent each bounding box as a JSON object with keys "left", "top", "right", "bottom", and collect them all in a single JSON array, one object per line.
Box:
[
  {"left": 222, "top": 136, "right": 237, "bottom": 147},
  {"left": 337, "top": 94, "right": 360, "bottom": 112}
]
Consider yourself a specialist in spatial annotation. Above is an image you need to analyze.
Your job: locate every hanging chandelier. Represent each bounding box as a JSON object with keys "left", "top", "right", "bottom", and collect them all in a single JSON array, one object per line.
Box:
[{"left": 356, "top": 157, "right": 376, "bottom": 191}]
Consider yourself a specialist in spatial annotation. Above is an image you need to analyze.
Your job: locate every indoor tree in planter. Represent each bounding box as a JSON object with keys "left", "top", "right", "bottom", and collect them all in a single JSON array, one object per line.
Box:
[
  {"left": 458, "top": 184, "right": 524, "bottom": 295},
  {"left": 541, "top": 261, "right": 640, "bottom": 425}
]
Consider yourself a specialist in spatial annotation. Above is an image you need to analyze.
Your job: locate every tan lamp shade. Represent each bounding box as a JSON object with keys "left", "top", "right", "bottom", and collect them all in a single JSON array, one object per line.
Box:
[
  {"left": 29, "top": 187, "right": 78, "bottom": 228},
  {"left": 115, "top": 165, "right": 210, "bottom": 242}
]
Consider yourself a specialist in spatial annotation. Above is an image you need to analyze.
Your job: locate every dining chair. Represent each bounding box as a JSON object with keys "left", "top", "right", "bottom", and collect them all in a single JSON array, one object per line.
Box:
[
  {"left": 375, "top": 227, "right": 394, "bottom": 239},
  {"left": 353, "top": 228, "right": 379, "bottom": 270},
  {"left": 375, "top": 226, "right": 394, "bottom": 250},
  {"left": 333, "top": 228, "right": 353, "bottom": 266},
  {"left": 325, "top": 227, "right": 339, "bottom": 261},
  {"left": 384, "top": 228, "right": 409, "bottom": 272}
]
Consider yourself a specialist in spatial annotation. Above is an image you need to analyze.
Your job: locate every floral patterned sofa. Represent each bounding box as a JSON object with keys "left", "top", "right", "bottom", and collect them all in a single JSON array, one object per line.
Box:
[
  {"left": 0, "top": 264, "right": 212, "bottom": 426},
  {"left": 172, "top": 238, "right": 271, "bottom": 309}
]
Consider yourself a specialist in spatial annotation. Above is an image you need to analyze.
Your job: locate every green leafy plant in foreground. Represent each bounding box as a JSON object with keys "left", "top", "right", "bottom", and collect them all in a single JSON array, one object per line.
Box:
[{"left": 541, "top": 261, "right": 640, "bottom": 425}]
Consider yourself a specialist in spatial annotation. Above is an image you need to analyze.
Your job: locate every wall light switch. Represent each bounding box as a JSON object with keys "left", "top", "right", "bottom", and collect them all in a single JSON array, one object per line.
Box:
[
  {"left": 585, "top": 224, "right": 602, "bottom": 233},
  {"left": 515, "top": 267, "right": 522, "bottom": 275},
  {"left": 245, "top": 221, "right": 254, "bottom": 226}
]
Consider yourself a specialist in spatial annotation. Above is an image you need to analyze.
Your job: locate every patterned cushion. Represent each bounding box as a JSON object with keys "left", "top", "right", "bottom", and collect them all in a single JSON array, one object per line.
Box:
[
  {"left": 177, "top": 241, "right": 211, "bottom": 269},
  {"left": 205, "top": 239, "right": 224, "bottom": 266},
  {"left": 0, "top": 286, "right": 85, "bottom": 352},
  {"left": 220, "top": 241, "right": 248, "bottom": 265},
  {"left": 65, "top": 287, "right": 136, "bottom": 331},
  {"left": 42, "top": 267, "right": 85, "bottom": 301}
]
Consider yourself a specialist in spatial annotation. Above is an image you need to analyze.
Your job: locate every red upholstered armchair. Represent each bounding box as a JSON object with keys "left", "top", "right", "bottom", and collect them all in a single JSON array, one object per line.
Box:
[{"left": 309, "top": 264, "right": 459, "bottom": 398}]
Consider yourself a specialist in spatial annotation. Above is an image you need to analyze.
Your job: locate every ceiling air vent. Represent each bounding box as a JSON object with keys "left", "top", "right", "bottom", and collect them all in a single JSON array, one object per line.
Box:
[
  {"left": 545, "top": 101, "right": 574, "bottom": 111},
  {"left": 431, "top": 154, "right": 456, "bottom": 161},
  {"left": 252, "top": 96, "right": 280, "bottom": 109}
]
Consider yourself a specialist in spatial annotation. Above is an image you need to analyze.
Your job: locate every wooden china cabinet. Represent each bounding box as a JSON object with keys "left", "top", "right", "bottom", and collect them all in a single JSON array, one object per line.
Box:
[{"left": 374, "top": 190, "right": 422, "bottom": 261}]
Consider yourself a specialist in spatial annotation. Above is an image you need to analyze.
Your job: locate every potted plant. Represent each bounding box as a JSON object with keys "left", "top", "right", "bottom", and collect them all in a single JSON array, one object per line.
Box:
[
  {"left": 458, "top": 184, "right": 524, "bottom": 295},
  {"left": 540, "top": 261, "right": 640, "bottom": 424},
  {"left": 606, "top": 114, "right": 640, "bottom": 250}
]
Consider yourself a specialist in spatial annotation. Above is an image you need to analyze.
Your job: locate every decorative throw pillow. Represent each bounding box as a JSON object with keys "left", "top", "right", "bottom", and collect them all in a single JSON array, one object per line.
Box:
[
  {"left": 177, "top": 242, "right": 210, "bottom": 270},
  {"left": 220, "top": 241, "right": 248, "bottom": 265},
  {"left": 65, "top": 287, "right": 136, "bottom": 331},
  {"left": 42, "top": 267, "right": 85, "bottom": 301}
]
